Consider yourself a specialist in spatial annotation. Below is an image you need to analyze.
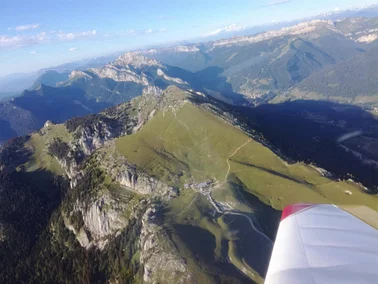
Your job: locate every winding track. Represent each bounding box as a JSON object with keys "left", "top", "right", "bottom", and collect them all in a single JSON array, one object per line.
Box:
[
  {"left": 212, "top": 138, "right": 273, "bottom": 245},
  {"left": 207, "top": 191, "right": 273, "bottom": 246},
  {"left": 218, "top": 138, "right": 252, "bottom": 188},
  {"left": 223, "top": 211, "right": 273, "bottom": 245}
]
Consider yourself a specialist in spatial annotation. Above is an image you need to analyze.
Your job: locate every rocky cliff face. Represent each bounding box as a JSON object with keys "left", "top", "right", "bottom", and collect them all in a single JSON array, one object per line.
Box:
[
  {"left": 75, "top": 118, "right": 126, "bottom": 156},
  {"left": 116, "top": 170, "right": 178, "bottom": 197},
  {"left": 63, "top": 193, "right": 145, "bottom": 250},
  {"left": 114, "top": 52, "right": 163, "bottom": 69},
  {"left": 56, "top": 151, "right": 82, "bottom": 188},
  {"left": 54, "top": 108, "right": 138, "bottom": 187},
  {"left": 140, "top": 205, "right": 195, "bottom": 284},
  {"left": 95, "top": 146, "right": 179, "bottom": 198},
  {"left": 51, "top": 89, "right": 181, "bottom": 251}
]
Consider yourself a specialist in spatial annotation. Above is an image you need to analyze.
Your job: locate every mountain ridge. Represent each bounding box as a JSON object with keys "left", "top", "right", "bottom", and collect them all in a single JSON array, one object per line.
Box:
[
  {"left": 1, "top": 85, "right": 377, "bottom": 283},
  {"left": 0, "top": 53, "right": 206, "bottom": 145}
]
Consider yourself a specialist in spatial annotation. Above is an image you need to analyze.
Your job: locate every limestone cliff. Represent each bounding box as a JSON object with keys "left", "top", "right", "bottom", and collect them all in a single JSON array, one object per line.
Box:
[{"left": 140, "top": 205, "right": 195, "bottom": 284}]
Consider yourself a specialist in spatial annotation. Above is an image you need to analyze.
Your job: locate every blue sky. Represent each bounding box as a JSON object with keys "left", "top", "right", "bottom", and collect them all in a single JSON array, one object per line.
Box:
[{"left": 0, "top": 0, "right": 377, "bottom": 76}]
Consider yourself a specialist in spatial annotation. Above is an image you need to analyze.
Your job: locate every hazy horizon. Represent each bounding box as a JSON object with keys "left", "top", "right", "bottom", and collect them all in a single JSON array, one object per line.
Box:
[{"left": 1, "top": 0, "right": 377, "bottom": 77}]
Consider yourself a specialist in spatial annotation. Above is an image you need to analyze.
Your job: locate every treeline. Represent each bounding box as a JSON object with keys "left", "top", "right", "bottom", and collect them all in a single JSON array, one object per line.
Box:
[
  {"left": 65, "top": 114, "right": 122, "bottom": 135},
  {"left": 299, "top": 48, "right": 378, "bottom": 101},
  {"left": 0, "top": 149, "right": 145, "bottom": 283},
  {"left": 5, "top": 161, "right": 145, "bottom": 283},
  {"left": 48, "top": 138, "right": 85, "bottom": 165},
  {"left": 0, "top": 136, "right": 31, "bottom": 169},
  {"left": 14, "top": 213, "right": 144, "bottom": 284},
  {"left": 0, "top": 170, "right": 67, "bottom": 283}
]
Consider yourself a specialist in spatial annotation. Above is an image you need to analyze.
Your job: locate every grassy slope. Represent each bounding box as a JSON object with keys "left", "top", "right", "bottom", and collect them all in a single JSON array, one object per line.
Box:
[
  {"left": 24, "top": 124, "right": 73, "bottom": 175},
  {"left": 116, "top": 102, "right": 378, "bottom": 211},
  {"left": 116, "top": 99, "right": 378, "bottom": 282},
  {"left": 166, "top": 190, "right": 258, "bottom": 283}
]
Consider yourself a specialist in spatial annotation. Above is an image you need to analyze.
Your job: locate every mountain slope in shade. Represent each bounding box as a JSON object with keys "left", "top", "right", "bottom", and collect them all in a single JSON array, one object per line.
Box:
[
  {"left": 31, "top": 70, "right": 70, "bottom": 90},
  {"left": 0, "top": 84, "right": 111, "bottom": 145},
  {"left": 276, "top": 47, "right": 378, "bottom": 108}
]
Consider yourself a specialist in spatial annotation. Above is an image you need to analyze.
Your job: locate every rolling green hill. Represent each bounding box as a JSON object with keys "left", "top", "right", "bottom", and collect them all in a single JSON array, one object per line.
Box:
[{"left": 116, "top": 87, "right": 378, "bottom": 210}]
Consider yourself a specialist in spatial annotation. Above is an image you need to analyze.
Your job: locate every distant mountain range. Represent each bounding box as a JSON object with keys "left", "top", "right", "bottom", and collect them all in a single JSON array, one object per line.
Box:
[
  {"left": 185, "top": 4, "right": 378, "bottom": 43},
  {"left": 139, "top": 18, "right": 378, "bottom": 103},
  {"left": 3, "top": 4, "right": 378, "bottom": 96},
  {"left": 3, "top": 17, "right": 378, "bottom": 145},
  {"left": 0, "top": 52, "right": 122, "bottom": 96},
  {"left": 0, "top": 53, "right": 207, "bottom": 145}
]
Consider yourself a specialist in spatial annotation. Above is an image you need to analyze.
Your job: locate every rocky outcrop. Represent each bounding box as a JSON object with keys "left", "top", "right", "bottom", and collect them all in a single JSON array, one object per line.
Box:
[
  {"left": 76, "top": 121, "right": 119, "bottom": 156},
  {"left": 157, "top": 68, "right": 187, "bottom": 85},
  {"left": 89, "top": 65, "right": 150, "bottom": 84},
  {"left": 116, "top": 167, "right": 178, "bottom": 198},
  {"left": 55, "top": 149, "right": 83, "bottom": 188},
  {"left": 43, "top": 120, "right": 54, "bottom": 128},
  {"left": 114, "top": 52, "right": 162, "bottom": 69},
  {"left": 142, "top": 85, "right": 163, "bottom": 97},
  {"left": 140, "top": 205, "right": 195, "bottom": 284},
  {"left": 55, "top": 114, "right": 133, "bottom": 186},
  {"left": 64, "top": 193, "right": 146, "bottom": 250},
  {"left": 63, "top": 215, "right": 91, "bottom": 248},
  {"left": 68, "top": 70, "right": 93, "bottom": 81},
  {"left": 96, "top": 147, "right": 178, "bottom": 199}
]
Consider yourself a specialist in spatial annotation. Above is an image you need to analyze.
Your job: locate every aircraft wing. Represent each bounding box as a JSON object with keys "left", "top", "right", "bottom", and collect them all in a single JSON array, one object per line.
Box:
[{"left": 265, "top": 204, "right": 378, "bottom": 284}]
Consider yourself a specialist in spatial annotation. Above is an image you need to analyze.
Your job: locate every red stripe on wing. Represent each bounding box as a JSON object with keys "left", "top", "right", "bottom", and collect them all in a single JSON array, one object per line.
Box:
[{"left": 281, "top": 203, "right": 315, "bottom": 221}]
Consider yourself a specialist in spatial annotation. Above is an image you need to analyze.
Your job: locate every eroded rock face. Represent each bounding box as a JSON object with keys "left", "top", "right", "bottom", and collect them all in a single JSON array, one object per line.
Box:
[
  {"left": 55, "top": 116, "right": 130, "bottom": 187},
  {"left": 140, "top": 206, "right": 195, "bottom": 284},
  {"left": 44, "top": 120, "right": 54, "bottom": 128},
  {"left": 63, "top": 194, "right": 145, "bottom": 250},
  {"left": 114, "top": 52, "right": 162, "bottom": 69},
  {"left": 88, "top": 66, "right": 150, "bottom": 84},
  {"left": 116, "top": 168, "right": 178, "bottom": 198},
  {"left": 55, "top": 149, "right": 83, "bottom": 188},
  {"left": 77, "top": 122, "right": 118, "bottom": 156},
  {"left": 82, "top": 196, "right": 128, "bottom": 239},
  {"left": 96, "top": 148, "right": 178, "bottom": 199}
]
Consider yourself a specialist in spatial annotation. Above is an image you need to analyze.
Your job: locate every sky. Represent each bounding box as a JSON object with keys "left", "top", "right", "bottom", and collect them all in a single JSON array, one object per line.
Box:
[{"left": 0, "top": 0, "right": 377, "bottom": 76}]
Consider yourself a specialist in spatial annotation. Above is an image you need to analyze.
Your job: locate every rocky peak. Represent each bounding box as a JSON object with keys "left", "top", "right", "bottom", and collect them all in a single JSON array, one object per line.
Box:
[
  {"left": 68, "top": 70, "right": 93, "bottom": 81},
  {"left": 142, "top": 85, "right": 163, "bottom": 97},
  {"left": 44, "top": 120, "right": 54, "bottom": 128},
  {"left": 114, "top": 52, "right": 162, "bottom": 69},
  {"left": 139, "top": 205, "right": 194, "bottom": 283}
]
